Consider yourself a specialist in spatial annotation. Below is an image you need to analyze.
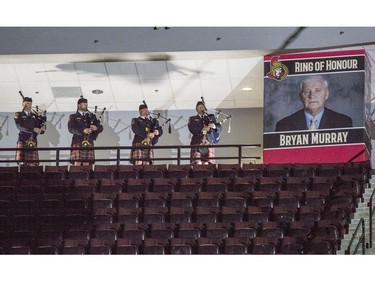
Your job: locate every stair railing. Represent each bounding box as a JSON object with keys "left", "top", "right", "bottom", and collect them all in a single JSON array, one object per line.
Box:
[
  {"left": 368, "top": 187, "right": 375, "bottom": 248},
  {"left": 345, "top": 218, "right": 366, "bottom": 254}
]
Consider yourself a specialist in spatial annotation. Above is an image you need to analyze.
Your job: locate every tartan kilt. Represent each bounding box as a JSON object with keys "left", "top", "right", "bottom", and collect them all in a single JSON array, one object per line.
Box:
[
  {"left": 130, "top": 143, "right": 154, "bottom": 165},
  {"left": 15, "top": 139, "right": 39, "bottom": 166},
  {"left": 191, "top": 145, "right": 216, "bottom": 164},
  {"left": 70, "top": 142, "right": 95, "bottom": 164}
]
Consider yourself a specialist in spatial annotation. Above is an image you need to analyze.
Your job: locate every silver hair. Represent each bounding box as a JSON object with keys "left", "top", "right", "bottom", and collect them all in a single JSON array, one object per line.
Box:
[{"left": 299, "top": 75, "right": 329, "bottom": 93}]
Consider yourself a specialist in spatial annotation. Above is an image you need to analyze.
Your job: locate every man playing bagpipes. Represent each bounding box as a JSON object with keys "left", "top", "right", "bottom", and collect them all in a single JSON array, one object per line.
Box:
[
  {"left": 68, "top": 97, "right": 103, "bottom": 166},
  {"left": 14, "top": 96, "right": 46, "bottom": 166},
  {"left": 130, "top": 103, "right": 163, "bottom": 165},
  {"left": 188, "top": 101, "right": 222, "bottom": 165}
]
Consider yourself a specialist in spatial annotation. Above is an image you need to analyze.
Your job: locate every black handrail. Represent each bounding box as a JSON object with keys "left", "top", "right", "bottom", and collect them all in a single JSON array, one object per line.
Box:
[
  {"left": 368, "top": 187, "right": 375, "bottom": 248},
  {"left": 0, "top": 143, "right": 262, "bottom": 166},
  {"left": 345, "top": 218, "right": 366, "bottom": 255}
]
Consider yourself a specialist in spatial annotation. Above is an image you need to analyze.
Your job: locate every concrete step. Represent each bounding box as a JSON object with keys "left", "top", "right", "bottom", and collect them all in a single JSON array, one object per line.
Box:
[
  {"left": 351, "top": 212, "right": 369, "bottom": 218},
  {"left": 353, "top": 209, "right": 369, "bottom": 214},
  {"left": 348, "top": 219, "right": 370, "bottom": 225},
  {"left": 332, "top": 175, "right": 374, "bottom": 255},
  {"left": 337, "top": 178, "right": 375, "bottom": 255}
]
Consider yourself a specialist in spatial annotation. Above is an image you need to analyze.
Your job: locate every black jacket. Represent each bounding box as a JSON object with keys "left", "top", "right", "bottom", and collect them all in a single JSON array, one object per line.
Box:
[
  {"left": 188, "top": 114, "right": 222, "bottom": 145},
  {"left": 68, "top": 111, "right": 103, "bottom": 145},
  {"left": 131, "top": 116, "right": 163, "bottom": 145},
  {"left": 14, "top": 110, "right": 44, "bottom": 142},
  {"left": 275, "top": 107, "right": 353, "bottom": 132}
]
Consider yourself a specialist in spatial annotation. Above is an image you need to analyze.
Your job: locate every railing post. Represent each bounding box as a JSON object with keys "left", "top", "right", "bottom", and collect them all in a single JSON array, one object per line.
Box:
[
  {"left": 116, "top": 147, "right": 120, "bottom": 169},
  {"left": 56, "top": 148, "right": 60, "bottom": 166},
  {"left": 238, "top": 145, "right": 242, "bottom": 165},
  {"left": 369, "top": 189, "right": 374, "bottom": 248},
  {"left": 177, "top": 147, "right": 181, "bottom": 165},
  {"left": 370, "top": 202, "right": 372, "bottom": 248},
  {"left": 362, "top": 219, "right": 366, "bottom": 254}
]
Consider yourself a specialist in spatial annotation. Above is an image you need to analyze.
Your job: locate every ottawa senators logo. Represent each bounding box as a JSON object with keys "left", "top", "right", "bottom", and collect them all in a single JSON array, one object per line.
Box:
[{"left": 266, "top": 56, "right": 288, "bottom": 81}]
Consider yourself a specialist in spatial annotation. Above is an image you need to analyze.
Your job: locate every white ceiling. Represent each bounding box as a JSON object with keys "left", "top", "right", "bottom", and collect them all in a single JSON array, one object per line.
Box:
[
  {"left": 1, "top": 27, "right": 375, "bottom": 113},
  {"left": 0, "top": 51, "right": 265, "bottom": 112}
]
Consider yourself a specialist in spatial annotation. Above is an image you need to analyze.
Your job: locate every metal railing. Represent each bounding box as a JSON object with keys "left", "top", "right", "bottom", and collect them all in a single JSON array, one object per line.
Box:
[
  {"left": 368, "top": 187, "right": 375, "bottom": 248},
  {"left": 0, "top": 143, "right": 262, "bottom": 166},
  {"left": 345, "top": 218, "right": 366, "bottom": 255}
]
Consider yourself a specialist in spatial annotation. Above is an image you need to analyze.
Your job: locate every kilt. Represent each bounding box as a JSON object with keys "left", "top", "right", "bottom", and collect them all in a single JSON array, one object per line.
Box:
[
  {"left": 15, "top": 139, "right": 39, "bottom": 166},
  {"left": 70, "top": 142, "right": 95, "bottom": 164},
  {"left": 191, "top": 145, "right": 215, "bottom": 164},
  {"left": 130, "top": 142, "right": 154, "bottom": 165}
]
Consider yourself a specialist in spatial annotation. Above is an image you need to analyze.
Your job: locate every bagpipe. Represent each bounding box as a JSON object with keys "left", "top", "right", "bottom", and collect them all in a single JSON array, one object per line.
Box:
[
  {"left": 198, "top": 96, "right": 232, "bottom": 154},
  {"left": 141, "top": 100, "right": 171, "bottom": 147},
  {"left": 81, "top": 98, "right": 106, "bottom": 147},
  {"left": 19, "top": 91, "right": 47, "bottom": 148},
  {"left": 200, "top": 96, "right": 231, "bottom": 143}
]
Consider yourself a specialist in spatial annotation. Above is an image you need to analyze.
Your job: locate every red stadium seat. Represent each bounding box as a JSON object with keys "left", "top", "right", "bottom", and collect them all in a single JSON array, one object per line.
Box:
[
  {"left": 167, "top": 164, "right": 192, "bottom": 179},
  {"left": 69, "top": 165, "right": 93, "bottom": 180},
  {"left": 224, "top": 237, "right": 250, "bottom": 254},
  {"left": 142, "top": 164, "right": 167, "bottom": 179},
  {"left": 170, "top": 238, "right": 195, "bottom": 254},
  {"left": 44, "top": 165, "right": 68, "bottom": 180},
  {"left": 93, "top": 165, "right": 116, "bottom": 179},
  {"left": 117, "top": 165, "right": 141, "bottom": 179},
  {"left": 151, "top": 178, "right": 177, "bottom": 193},
  {"left": 217, "top": 164, "right": 241, "bottom": 179}
]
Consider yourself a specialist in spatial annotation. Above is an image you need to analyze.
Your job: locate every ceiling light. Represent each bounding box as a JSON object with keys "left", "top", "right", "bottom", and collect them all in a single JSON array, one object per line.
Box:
[
  {"left": 241, "top": 87, "right": 253, "bottom": 91},
  {"left": 92, "top": 89, "right": 103, "bottom": 95}
]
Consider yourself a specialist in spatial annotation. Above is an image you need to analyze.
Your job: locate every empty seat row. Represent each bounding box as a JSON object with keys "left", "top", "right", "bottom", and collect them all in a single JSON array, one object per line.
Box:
[
  {"left": 0, "top": 202, "right": 349, "bottom": 235},
  {"left": 0, "top": 160, "right": 370, "bottom": 181},
  {"left": 0, "top": 221, "right": 341, "bottom": 255},
  {"left": 0, "top": 175, "right": 366, "bottom": 198},
  {"left": 0, "top": 187, "right": 359, "bottom": 214}
]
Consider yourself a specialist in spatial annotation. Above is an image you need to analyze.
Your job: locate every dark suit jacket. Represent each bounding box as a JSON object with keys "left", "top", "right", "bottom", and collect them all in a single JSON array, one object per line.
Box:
[
  {"left": 68, "top": 111, "right": 103, "bottom": 145},
  {"left": 188, "top": 114, "right": 222, "bottom": 145},
  {"left": 14, "top": 110, "right": 44, "bottom": 142},
  {"left": 131, "top": 116, "right": 163, "bottom": 145},
  {"left": 275, "top": 107, "right": 353, "bottom": 132}
]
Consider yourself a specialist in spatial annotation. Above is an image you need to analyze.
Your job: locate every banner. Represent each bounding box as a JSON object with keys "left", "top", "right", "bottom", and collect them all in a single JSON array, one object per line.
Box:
[{"left": 263, "top": 50, "right": 370, "bottom": 164}]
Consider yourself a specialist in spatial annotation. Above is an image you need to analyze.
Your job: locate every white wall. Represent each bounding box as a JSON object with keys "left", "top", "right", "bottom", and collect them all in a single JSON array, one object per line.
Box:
[{"left": 0, "top": 108, "right": 264, "bottom": 166}]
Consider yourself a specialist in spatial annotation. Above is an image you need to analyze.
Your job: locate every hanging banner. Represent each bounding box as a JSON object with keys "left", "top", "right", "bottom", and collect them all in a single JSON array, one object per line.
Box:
[{"left": 263, "top": 50, "right": 371, "bottom": 164}]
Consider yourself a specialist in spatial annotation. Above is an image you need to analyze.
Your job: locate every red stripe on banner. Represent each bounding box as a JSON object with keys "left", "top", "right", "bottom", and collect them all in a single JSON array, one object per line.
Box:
[
  {"left": 264, "top": 49, "right": 365, "bottom": 61},
  {"left": 263, "top": 144, "right": 370, "bottom": 164}
]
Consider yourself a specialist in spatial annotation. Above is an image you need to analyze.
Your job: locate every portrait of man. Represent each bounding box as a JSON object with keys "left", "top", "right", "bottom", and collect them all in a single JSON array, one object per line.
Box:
[{"left": 275, "top": 75, "right": 353, "bottom": 132}]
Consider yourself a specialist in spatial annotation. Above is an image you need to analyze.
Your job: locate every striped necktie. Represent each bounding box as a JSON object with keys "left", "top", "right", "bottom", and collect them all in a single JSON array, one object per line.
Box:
[{"left": 309, "top": 116, "right": 317, "bottom": 130}]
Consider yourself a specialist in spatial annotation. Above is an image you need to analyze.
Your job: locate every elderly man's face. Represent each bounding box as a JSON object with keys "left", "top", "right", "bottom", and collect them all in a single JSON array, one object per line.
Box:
[{"left": 300, "top": 79, "right": 329, "bottom": 116}]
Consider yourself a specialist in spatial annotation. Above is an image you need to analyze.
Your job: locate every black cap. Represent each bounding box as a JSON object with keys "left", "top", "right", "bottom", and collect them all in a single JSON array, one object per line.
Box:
[
  {"left": 23, "top": 97, "right": 32, "bottom": 102},
  {"left": 139, "top": 104, "right": 148, "bottom": 110},
  {"left": 77, "top": 97, "right": 88, "bottom": 104},
  {"left": 196, "top": 101, "right": 206, "bottom": 108}
]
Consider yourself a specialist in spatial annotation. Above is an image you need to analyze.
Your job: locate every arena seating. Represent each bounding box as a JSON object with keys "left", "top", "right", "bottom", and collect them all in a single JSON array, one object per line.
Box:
[{"left": 0, "top": 160, "right": 371, "bottom": 254}]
